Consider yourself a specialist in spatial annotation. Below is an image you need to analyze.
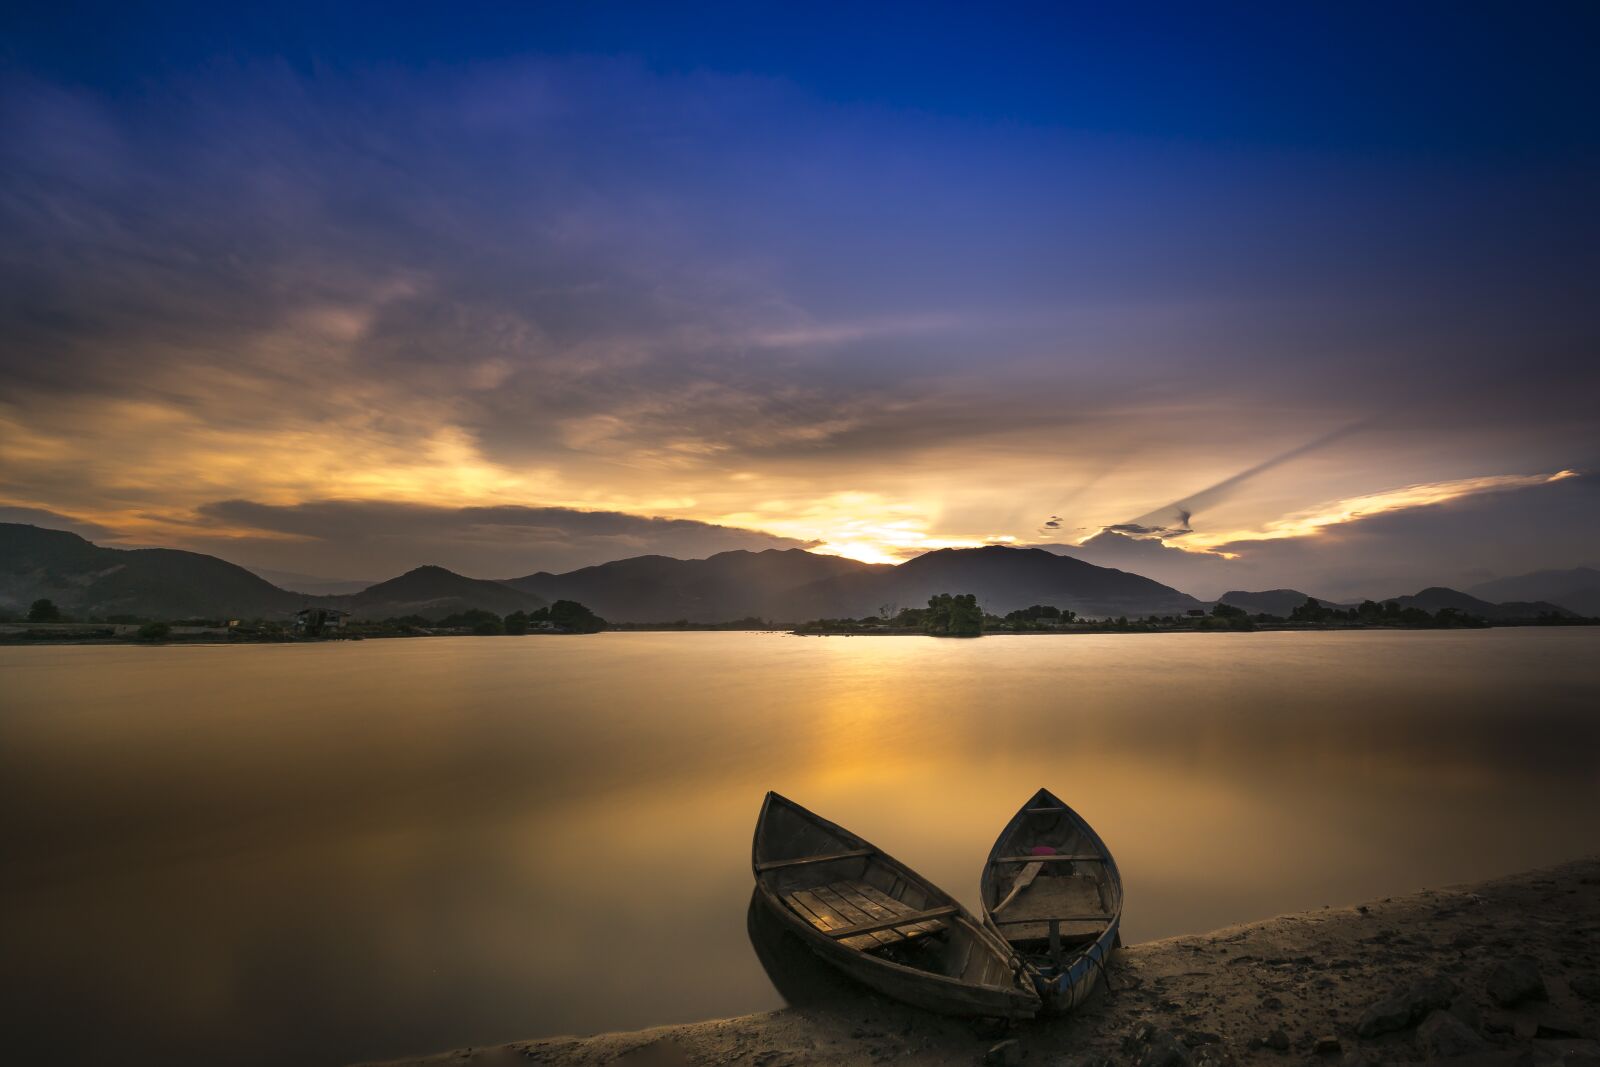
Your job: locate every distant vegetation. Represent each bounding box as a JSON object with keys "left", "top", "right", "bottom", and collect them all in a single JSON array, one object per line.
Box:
[
  {"left": 607, "top": 616, "right": 777, "bottom": 631},
  {"left": 793, "top": 593, "right": 1589, "bottom": 636},
  {"left": 371, "top": 599, "right": 607, "bottom": 637},
  {"left": 4, "top": 523, "right": 1593, "bottom": 642},
  {"left": 0, "top": 599, "right": 608, "bottom": 643},
  {"left": 923, "top": 593, "right": 984, "bottom": 636},
  {"left": 799, "top": 593, "right": 986, "bottom": 636}
]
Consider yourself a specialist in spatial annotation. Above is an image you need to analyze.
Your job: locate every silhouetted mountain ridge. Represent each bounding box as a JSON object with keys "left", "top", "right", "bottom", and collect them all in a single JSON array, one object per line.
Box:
[
  {"left": 784, "top": 545, "right": 1205, "bottom": 620},
  {"left": 1467, "top": 567, "right": 1600, "bottom": 617},
  {"left": 504, "top": 548, "right": 887, "bottom": 622},
  {"left": 1383, "top": 586, "right": 1573, "bottom": 620},
  {"left": 1218, "top": 589, "right": 1346, "bottom": 615},
  {"left": 0, "top": 523, "right": 302, "bottom": 618},
  {"left": 338, "top": 565, "right": 546, "bottom": 618},
  {"left": 1, "top": 522, "right": 1584, "bottom": 625}
]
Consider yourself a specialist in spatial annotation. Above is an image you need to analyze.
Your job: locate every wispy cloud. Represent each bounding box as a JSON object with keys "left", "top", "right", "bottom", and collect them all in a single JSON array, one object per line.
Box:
[
  {"left": 189, "top": 499, "right": 814, "bottom": 577},
  {"left": 1048, "top": 471, "right": 1596, "bottom": 600},
  {"left": 1186, "top": 469, "right": 1580, "bottom": 550}
]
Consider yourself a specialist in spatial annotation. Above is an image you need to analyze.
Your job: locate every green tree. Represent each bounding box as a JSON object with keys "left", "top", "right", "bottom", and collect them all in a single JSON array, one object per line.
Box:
[
  {"left": 892, "top": 606, "right": 929, "bottom": 628},
  {"left": 547, "top": 599, "right": 606, "bottom": 633},
  {"left": 1211, "top": 602, "right": 1246, "bottom": 618},
  {"left": 925, "top": 593, "right": 983, "bottom": 637},
  {"left": 28, "top": 598, "right": 61, "bottom": 623},
  {"left": 1289, "top": 596, "right": 1328, "bottom": 623},
  {"left": 504, "top": 610, "right": 530, "bottom": 635},
  {"left": 136, "top": 621, "right": 171, "bottom": 641},
  {"left": 1003, "top": 604, "right": 1067, "bottom": 626},
  {"left": 437, "top": 609, "right": 501, "bottom": 631}
]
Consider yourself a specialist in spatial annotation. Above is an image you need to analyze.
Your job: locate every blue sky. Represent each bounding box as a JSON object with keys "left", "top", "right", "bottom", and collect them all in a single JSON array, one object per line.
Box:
[{"left": 1, "top": 2, "right": 1596, "bottom": 593}]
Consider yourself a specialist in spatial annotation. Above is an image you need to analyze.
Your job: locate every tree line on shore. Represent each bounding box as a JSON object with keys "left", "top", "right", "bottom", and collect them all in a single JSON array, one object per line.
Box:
[
  {"left": 793, "top": 594, "right": 1588, "bottom": 636},
  {"left": 3, "top": 597, "right": 606, "bottom": 640},
  {"left": 9, "top": 590, "right": 1589, "bottom": 643}
]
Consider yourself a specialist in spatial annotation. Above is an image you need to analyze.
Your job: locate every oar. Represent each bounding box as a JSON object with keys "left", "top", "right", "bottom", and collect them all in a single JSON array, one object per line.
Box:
[{"left": 993, "top": 859, "right": 1045, "bottom": 913}]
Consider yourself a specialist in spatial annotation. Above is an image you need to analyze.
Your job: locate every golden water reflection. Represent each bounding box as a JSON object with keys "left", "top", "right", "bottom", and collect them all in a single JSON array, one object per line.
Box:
[{"left": 1, "top": 630, "right": 1596, "bottom": 1065}]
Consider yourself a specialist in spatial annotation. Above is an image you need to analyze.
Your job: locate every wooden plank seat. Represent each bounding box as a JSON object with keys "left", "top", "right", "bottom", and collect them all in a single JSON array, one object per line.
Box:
[
  {"left": 784, "top": 879, "right": 953, "bottom": 951},
  {"left": 991, "top": 854, "right": 1104, "bottom": 864},
  {"left": 990, "top": 873, "right": 1109, "bottom": 943}
]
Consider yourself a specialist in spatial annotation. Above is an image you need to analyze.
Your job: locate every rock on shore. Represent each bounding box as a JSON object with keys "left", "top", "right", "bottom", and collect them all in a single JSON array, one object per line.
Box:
[{"left": 359, "top": 857, "right": 1600, "bottom": 1067}]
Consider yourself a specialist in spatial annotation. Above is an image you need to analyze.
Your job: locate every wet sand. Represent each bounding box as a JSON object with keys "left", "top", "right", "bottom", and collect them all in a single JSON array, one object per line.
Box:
[{"left": 360, "top": 857, "right": 1599, "bottom": 1067}]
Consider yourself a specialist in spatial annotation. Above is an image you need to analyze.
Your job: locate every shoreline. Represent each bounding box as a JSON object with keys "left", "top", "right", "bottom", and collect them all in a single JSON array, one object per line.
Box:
[
  {"left": 359, "top": 856, "right": 1600, "bottom": 1066},
  {"left": 5, "top": 623, "right": 1596, "bottom": 647}
]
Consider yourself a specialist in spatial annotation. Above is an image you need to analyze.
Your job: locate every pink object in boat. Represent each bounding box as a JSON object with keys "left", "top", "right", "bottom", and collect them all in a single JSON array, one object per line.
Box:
[{"left": 1029, "top": 845, "right": 1057, "bottom": 856}]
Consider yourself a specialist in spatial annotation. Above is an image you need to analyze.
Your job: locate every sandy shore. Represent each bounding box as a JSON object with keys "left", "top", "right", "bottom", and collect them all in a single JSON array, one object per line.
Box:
[{"left": 361, "top": 858, "right": 1600, "bottom": 1067}]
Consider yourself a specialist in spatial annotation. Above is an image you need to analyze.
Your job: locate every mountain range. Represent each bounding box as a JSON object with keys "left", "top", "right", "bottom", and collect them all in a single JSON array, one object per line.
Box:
[
  {"left": 1217, "top": 589, "right": 1346, "bottom": 616},
  {"left": 502, "top": 549, "right": 882, "bottom": 622},
  {"left": 1383, "top": 586, "right": 1574, "bottom": 621},
  {"left": 0, "top": 525, "right": 548, "bottom": 621},
  {"left": 1466, "top": 567, "right": 1600, "bottom": 618},
  {"left": 0, "top": 522, "right": 1589, "bottom": 625},
  {"left": 1217, "top": 584, "right": 1574, "bottom": 620}
]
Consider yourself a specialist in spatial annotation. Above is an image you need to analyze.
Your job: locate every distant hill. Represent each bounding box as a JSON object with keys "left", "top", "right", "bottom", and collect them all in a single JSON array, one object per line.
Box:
[
  {"left": 1384, "top": 586, "right": 1573, "bottom": 620},
  {"left": 336, "top": 565, "right": 545, "bottom": 619},
  {"left": 249, "top": 568, "right": 378, "bottom": 596},
  {"left": 0, "top": 527, "right": 1210, "bottom": 623},
  {"left": 0, "top": 523, "right": 303, "bottom": 619},
  {"left": 786, "top": 545, "right": 1204, "bottom": 620},
  {"left": 1217, "top": 589, "right": 1344, "bottom": 616},
  {"left": 10, "top": 520, "right": 1583, "bottom": 628},
  {"left": 0, "top": 523, "right": 545, "bottom": 621},
  {"left": 1467, "top": 567, "right": 1600, "bottom": 618},
  {"left": 505, "top": 548, "right": 885, "bottom": 623}
]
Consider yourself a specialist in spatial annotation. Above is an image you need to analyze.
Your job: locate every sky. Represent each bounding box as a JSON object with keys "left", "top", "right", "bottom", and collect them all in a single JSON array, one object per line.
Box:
[{"left": 2, "top": 2, "right": 1597, "bottom": 597}]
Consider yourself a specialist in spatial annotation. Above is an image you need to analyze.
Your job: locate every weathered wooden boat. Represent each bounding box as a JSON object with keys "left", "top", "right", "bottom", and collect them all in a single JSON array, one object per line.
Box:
[
  {"left": 980, "top": 787, "right": 1122, "bottom": 1013},
  {"left": 752, "top": 791, "right": 1041, "bottom": 1019}
]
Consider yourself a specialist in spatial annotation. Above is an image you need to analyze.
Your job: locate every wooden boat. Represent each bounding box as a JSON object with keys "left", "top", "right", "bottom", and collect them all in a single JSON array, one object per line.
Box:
[
  {"left": 752, "top": 791, "right": 1041, "bottom": 1019},
  {"left": 980, "top": 787, "right": 1122, "bottom": 1013}
]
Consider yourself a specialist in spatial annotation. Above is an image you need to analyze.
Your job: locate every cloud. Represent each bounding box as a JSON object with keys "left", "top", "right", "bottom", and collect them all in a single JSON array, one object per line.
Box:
[
  {"left": 1187, "top": 469, "right": 1579, "bottom": 549},
  {"left": 0, "top": 53, "right": 1596, "bottom": 577},
  {"left": 1045, "top": 529, "right": 1238, "bottom": 596},
  {"left": 1049, "top": 471, "right": 1599, "bottom": 601},
  {"left": 1117, "top": 420, "right": 1372, "bottom": 540},
  {"left": 1210, "top": 470, "right": 1600, "bottom": 601},
  {"left": 0, "top": 505, "right": 119, "bottom": 542},
  {"left": 190, "top": 499, "right": 814, "bottom": 578}
]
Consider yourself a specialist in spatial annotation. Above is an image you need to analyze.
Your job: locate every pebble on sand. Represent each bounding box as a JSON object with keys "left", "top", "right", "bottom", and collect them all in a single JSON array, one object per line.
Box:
[
  {"left": 1486, "top": 957, "right": 1548, "bottom": 1008},
  {"left": 985, "top": 1038, "right": 1022, "bottom": 1066},
  {"left": 1416, "top": 1010, "right": 1487, "bottom": 1059},
  {"left": 1356, "top": 974, "right": 1461, "bottom": 1039}
]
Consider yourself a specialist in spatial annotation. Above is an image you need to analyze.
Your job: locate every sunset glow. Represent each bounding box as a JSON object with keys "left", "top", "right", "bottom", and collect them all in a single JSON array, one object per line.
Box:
[{"left": 0, "top": 5, "right": 1594, "bottom": 596}]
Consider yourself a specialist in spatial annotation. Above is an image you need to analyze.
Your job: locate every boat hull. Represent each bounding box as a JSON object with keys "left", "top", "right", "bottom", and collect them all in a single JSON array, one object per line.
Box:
[
  {"left": 754, "top": 883, "right": 1038, "bottom": 1018},
  {"left": 753, "top": 792, "right": 1040, "bottom": 1019},
  {"left": 980, "top": 788, "right": 1123, "bottom": 1014}
]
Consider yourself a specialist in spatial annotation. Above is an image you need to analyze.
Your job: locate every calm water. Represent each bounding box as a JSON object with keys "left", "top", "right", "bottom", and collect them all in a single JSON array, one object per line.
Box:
[{"left": 2, "top": 630, "right": 1598, "bottom": 1065}]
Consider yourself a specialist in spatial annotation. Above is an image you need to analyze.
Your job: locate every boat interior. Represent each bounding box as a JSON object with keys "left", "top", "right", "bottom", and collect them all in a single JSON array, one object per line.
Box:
[
  {"left": 985, "top": 797, "right": 1117, "bottom": 957},
  {"left": 756, "top": 796, "right": 1016, "bottom": 987}
]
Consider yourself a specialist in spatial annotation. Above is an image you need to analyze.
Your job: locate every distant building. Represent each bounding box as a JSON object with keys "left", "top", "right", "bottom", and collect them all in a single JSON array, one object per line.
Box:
[
  {"left": 1186, "top": 608, "right": 1206, "bottom": 617},
  {"left": 294, "top": 608, "right": 350, "bottom": 633}
]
